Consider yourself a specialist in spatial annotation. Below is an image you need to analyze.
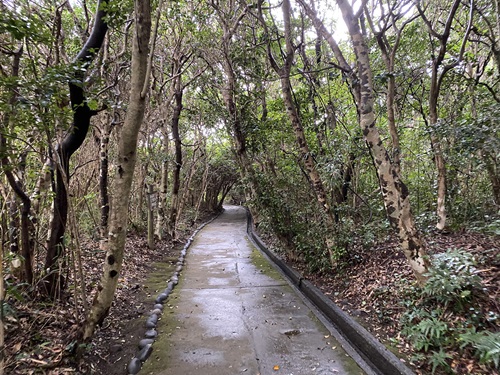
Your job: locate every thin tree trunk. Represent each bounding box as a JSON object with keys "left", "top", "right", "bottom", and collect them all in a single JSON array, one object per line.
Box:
[
  {"left": 135, "top": 166, "right": 146, "bottom": 222},
  {"left": 428, "top": 77, "right": 447, "bottom": 231},
  {"left": 83, "top": 0, "right": 151, "bottom": 340},
  {"left": 177, "top": 142, "right": 202, "bottom": 223},
  {"left": 386, "top": 76, "right": 401, "bottom": 175},
  {"left": 155, "top": 126, "right": 169, "bottom": 239},
  {"left": 213, "top": 2, "right": 259, "bottom": 213},
  {"left": 193, "top": 159, "right": 209, "bottom": 223},
  {"left": 261, "top": 0, "right": 338, "bottom": 264},
  {"left": 484, "top": 157, "right": 500, "bottom": 206},
  {"left": 364, "top": 7, "right": 411, "bottom": 176},
  {"left": 0, "top": 45, "right": 34, "bottom": 284},
  {"left": 168, "top": 85, "right": 183, "bottom": 239},
  {"left": 220, "top": 57, "right": 256, "bottom": 205},
  {"left": 297, "top": 0, "right": 360, "bottom": 106},
  {"left": 147, "top": 184, "right": 155, "bottom": 249},
  {"left": 416, "top": 0, "right": 468, "bottom": 230},
  {"left": 99, "top": 119, "right": 112, "bottom": 240},
  {"left": 8, "top": 198, "right": 19, "bottom": 257},
  {"left": 336, "top": 0, "right": 430, "bottom": 283},
  {"left": 45, "top": 0, "right": 108, "bottom": 296}
]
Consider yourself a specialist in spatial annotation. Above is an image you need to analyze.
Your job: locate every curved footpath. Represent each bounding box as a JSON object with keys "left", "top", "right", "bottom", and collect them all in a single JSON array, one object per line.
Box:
[{"left": 138, "top": 206, "right": 408, "bottom": 375}]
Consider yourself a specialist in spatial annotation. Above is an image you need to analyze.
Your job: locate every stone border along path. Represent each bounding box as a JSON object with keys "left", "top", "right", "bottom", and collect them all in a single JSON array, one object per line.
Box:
[
  {"left": 127, "top": 214, "right": 220, "bottom": 375},
  {"left": 246, "top": 210, "right": 415, "bottom": 375},
  {"left": 127, "top": 206, "right": 414, "bottom": 375}
]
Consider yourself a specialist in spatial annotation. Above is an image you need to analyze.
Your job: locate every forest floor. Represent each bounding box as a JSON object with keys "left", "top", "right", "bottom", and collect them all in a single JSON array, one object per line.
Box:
[
  {"left": 3, "top": 212, "right": 214, "bottom": 375},
  {"left": 3, "top": 218, "right": 499, "bottom": 374},
  {"left": 284, "top": 229, "right": 500, "bottom": 375}
]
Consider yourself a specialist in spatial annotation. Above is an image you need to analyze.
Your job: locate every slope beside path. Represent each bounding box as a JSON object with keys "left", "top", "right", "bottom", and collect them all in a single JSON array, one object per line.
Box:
[{"left": 140, "top": 205, "right": 366, "bottom": 375}]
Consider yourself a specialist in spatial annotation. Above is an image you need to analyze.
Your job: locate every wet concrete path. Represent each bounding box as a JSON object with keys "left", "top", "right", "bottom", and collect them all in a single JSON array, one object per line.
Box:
[{"left": 140, "top": 206, "right": 365, "bottom": 375}]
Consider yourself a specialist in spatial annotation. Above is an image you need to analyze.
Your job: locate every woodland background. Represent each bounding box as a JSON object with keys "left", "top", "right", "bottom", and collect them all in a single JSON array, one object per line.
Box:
[{"left": 0, "top": 0, "right": 499, "bottom": 373}]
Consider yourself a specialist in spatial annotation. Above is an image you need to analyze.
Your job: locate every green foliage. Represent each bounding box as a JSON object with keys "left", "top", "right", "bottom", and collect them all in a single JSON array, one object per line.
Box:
[
  {"left": 429, "top": 349, "right": 453, "bottom": 374},
  {"left": 459, "top": 331, "right": 500, "bottom": 368},
  {"left": 424, "top": 249, "right": 482, "bottom": 310},
  {"left": 0, "top": 6, "right": 51, "bottom": 43},
  {"left": 400, "top": 248, "right": 497, "bottom": 372},
  {"left": 403, "top": 310, "right": 449, "bottom": 351}
]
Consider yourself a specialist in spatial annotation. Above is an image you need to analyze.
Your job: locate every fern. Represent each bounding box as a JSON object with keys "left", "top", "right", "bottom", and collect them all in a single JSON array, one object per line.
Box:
[
  {"left": 459, "top": 331, "right": 500, "bottom": 368},
  {"left": 429, "top": 349, "right": 452, "bottom": 374}
]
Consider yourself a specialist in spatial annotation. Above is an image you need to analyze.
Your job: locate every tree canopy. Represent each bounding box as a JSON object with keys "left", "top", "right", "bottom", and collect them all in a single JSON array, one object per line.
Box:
[{"left": 1, "top": 0, "right": 498, "bottom": 373}]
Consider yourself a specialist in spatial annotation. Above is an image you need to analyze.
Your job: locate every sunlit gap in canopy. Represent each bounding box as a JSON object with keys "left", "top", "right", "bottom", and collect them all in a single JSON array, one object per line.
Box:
[{"left": 265, "top": 0, "right": 350, "bottom": 41}]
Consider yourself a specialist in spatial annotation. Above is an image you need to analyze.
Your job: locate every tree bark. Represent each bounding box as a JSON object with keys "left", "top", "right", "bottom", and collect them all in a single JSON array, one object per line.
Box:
[
  {"left": 168, "top": 84, "right": 183, "bottom": 239},
  {"left": 155, "top": 124, "right": 169, "bottom": 239},
  {"left": 0, "top": 45, "right": 34, "bottom": 284},
  {"left": 417, "top": 0, "right": 467, "bottom": 230},
  {"left": 99, "top": 119, "right": 112, "bottom": 241},
  {"left": 297, "top": 0, "right": 360, "bottom": 106},
  {"left": 212, "top": 1, "right": 259, "bottom": 213},
  {"left": 83, "top": 0, "right": 151, "bottom": 340},
  {"left": 193, "top": 156, "right": 210, "bottom": 223},
  {"left": 260, "top": 0, "right": 339, "bottom": 264},
  {"left": 336, "top": 0, "right": 430, "bottom": 283},
  {"left": 44, "top": 0, "right": 108, "bottom": 296},
  {"left": 177, "top": 144, "right": 201, "bottom": 223},
  {"left": 364, "top": 6, "right": 412, "bottom": 176},
  {"left": 146, "top": 184, "right": 155, "bottom": 249}
]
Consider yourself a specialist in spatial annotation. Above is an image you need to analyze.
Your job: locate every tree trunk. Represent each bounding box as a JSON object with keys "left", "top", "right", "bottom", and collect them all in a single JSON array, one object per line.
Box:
[
  {"left": 177, "top": 145, "right": 200, "bottom": 224},
  {"left": 417, "top": 0, "right": 464, "bottom": 230},
  {"left": 428, "top": 74, "right": 447, "bottom": 231},
  {"left": 147, "top": 184, "right": 155, "bottom": 249},
  {"left": 220, "top": 57, "right": 257, "bottom": 206},
  {"left": 365, "top": 8, "right": 408, "bottom": 176},
  {"left": 483, "top": 154, "right": 500, "bottom": 207},
  {"left": 193, "top": 158, "right": 209, "bottom": 223},
  {"left": 336, "top": 0, "right": 430, "bottom": 283},
  {"left": 99, "top": 119, "right": 112, "bottom": 241},
  {"left": 168, "top": 85, "right": 183, "bottom": 239},
  {"left": 213, "top": 2, "right": 258, "bottom": 213},
  {"left": 0, "top": 45, "right": 34, "bottom": 285},
  {"left": 297, "top": 0, "right": 360, "bottom": 106},
  {"left": 8, "top": 197, "right": 19, "bottom": 257},
  {"left": 262, "top": 0, "right": 338, "bottom": 264},
  {"left": 386, "top": 75, "right": 401, "bottom": 175},
  {"left": 83, "top": 0, "right": 151, "bottom": 340},
  {"left": 155, "top": 125, "right": 169, "bottom": 239},
  {"left": 44, "top": 0, "right": 108, "bottom": 297}
]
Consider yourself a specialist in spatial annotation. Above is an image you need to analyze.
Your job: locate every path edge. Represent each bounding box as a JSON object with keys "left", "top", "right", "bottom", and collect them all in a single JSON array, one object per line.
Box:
[
  {"left": 126, "top": 211, "right": 223, "bottom": 375},
  {"left": 245, "top": 209, "right": 415, "bottom": 375}
]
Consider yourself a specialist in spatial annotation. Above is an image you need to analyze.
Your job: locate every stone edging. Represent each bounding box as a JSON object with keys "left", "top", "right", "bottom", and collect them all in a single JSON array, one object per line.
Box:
[
  {"left": 246, "top": 209, "right": 415, "bottom": 375},
  {"left": 126, "top": 214, "right": 221, "bottom": 375}
]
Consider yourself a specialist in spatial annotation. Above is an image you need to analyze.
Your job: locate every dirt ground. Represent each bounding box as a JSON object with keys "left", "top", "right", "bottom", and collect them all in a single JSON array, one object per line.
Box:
[{"left": 3, "top": 222, "right": 499, "bottom": 375}]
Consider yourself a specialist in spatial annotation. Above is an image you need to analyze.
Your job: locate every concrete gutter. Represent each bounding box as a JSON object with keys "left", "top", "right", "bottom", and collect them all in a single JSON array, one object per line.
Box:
[{"left": 246, "top": 211, "right": 415, "bottom": 375}]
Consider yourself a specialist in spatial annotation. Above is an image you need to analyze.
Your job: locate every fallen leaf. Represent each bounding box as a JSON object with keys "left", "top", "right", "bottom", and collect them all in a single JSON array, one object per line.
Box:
[{"left": 273, "top": 365, "right": 280, "bottom": 371}]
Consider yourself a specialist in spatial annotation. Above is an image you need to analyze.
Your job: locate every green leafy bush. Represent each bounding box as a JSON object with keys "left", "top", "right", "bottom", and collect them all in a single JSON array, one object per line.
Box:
[
  {"left": 459, "top": 331, "right": 500, "bottom": 368},
  {"left": 423, "top": 249, "right": 482, "bottom": 310},
  {"left": 400, "top": 248, "right": 498, "bottom": 373}
]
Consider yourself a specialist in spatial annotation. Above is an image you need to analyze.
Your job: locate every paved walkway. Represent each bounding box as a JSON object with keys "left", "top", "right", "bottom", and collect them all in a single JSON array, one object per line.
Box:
[{"left": 140, "top": 206, "right": 365, "bottom": 375}]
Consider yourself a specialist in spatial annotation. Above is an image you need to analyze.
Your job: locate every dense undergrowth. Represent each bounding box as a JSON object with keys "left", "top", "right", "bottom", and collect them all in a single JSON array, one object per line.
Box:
[{"left": 256, "top": 213, "right": 500, "bottom": 375}]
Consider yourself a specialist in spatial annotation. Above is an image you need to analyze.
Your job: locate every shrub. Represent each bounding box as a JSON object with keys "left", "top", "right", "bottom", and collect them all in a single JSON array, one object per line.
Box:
[{"left": 400, "top": 248, "right": 498, "bottom": 373}]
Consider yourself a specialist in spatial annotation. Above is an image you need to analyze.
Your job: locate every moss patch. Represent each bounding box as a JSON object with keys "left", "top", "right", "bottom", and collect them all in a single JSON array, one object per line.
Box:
[
  {"left": 144, "top": 256, "right": 179, "bottom": 295},
  {"left": 139, "top": 290, "right": 182, "bottom": 374},
  {"left": 247, "top": 240, "right": 282, "bottom": 281}
]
